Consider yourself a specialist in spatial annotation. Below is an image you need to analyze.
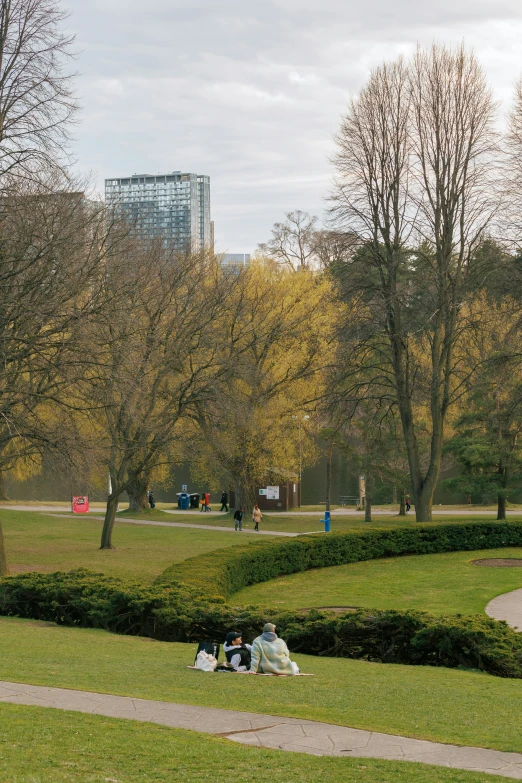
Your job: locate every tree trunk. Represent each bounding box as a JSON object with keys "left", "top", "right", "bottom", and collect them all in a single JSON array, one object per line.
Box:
[
  {"left": 398, "top": 488, "right": 406, "bottom": 516},
  {"left": 0, "top": 471, "right": 8, "bottom": 501},
  {"left": 326, "top": 443, "right": 333, "bottom": 512},
  {"left": 0, "top": 520, "right": 8, "bottom": 576},
  {"left": 364, "top": 493, "right": 372, "bottom": 522},
  {"left": 415, "top": 493, "right": 432, "bottom": 523},
  {"left": 233, "top": 478, "right": 256, "bottom": 515},
  {"left": 497, "top": 495, "right": 507, "bottom": 521},
  {"left": 100, "top": 494, "right": 119, "bottom": 549},
  {"left": 126, "top": 472, "right": 149, "bottom": 512}
]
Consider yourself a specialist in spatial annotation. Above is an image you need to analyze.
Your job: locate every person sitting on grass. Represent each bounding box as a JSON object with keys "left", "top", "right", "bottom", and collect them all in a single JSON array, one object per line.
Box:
[
  {"left": 223, "top": 631, "right": 252, "bottom": 671},
  {"left": 249, "top": 623, "right": 299, "bottom": 675}
]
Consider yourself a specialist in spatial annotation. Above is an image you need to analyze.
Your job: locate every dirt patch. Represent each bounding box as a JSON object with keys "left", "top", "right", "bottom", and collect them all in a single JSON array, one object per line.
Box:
[
  {"left": 307, "top": 606, "right": 360, "bottom": 613},
  {"left": 472, "top": 558, "right": 522, "bottom": 567}
]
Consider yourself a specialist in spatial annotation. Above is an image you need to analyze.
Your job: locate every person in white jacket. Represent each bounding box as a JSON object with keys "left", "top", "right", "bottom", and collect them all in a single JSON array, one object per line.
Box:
[{"left": 223, "top": 632, "right": 252, "bottom": 671}]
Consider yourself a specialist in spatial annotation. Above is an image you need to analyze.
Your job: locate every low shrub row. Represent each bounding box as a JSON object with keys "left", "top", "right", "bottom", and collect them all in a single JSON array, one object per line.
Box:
[
  {"left": 1, "top": 568, "right": 521, "bottom": 678},
  {"left": 156, "top": 521, "right": 522, "bottom": 598}
]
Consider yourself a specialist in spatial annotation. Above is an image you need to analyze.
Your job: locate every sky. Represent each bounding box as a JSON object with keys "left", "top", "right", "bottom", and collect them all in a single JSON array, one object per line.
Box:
[{"left": 65, "top": 0, "right": 522, "bottom": 253}]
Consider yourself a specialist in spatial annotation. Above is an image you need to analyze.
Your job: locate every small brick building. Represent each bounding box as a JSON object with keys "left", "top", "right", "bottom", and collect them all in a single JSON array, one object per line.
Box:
[{"left": 256, "top": 469, "right": 300, "bottom": 511}]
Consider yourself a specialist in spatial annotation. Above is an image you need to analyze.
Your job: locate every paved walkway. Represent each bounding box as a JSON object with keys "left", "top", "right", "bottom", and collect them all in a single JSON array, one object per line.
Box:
[
  {"left": 486, "top": 589, "right": 522, "bottom": 632},
  {"left": 4, "top": 503, "right": 522, "bottom": 517},
  {"left": 55, "top": 514, "right": 299, "bottom": 538},
  {"left": 1, "top": 681, "right": 522, "bottom": 778}
]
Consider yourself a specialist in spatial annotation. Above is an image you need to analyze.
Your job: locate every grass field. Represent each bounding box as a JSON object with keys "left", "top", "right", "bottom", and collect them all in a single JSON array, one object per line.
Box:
[
  {"left": 1, "top": 616, "right": 522, "bottom": 753},
  {"left": 0, "top": 703, "right": 505, "bottom": 783},
  {"left": 231, "top": 546, "right": 522, "bottom": 614},
  {"left": 0, "top": 509, "right": 263, "bottom": 582}
]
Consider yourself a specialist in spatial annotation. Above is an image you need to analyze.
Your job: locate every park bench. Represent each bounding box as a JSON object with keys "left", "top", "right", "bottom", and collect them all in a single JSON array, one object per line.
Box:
[{"left": 340, "top": 495, "right": 359, "bottom": 506}]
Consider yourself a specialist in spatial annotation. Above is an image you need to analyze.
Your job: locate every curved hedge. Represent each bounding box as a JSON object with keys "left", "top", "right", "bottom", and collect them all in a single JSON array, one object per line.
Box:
[
  {"left": 156, "top": 521, "right": 522, "bottom": 598},
  {"left": 2, "top": 520, "right": 522, "bottom": 679}
]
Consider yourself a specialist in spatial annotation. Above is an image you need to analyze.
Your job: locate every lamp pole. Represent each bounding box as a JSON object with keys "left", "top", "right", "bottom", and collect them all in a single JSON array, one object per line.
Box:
[{"left": 293, "top": 414, "right": 309, "bottom": 507}]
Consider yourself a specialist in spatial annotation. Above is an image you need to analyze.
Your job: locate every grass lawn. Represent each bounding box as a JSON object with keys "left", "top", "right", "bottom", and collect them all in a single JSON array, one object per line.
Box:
[
  {"left": 0, "top": 510, "right": 262, "bottom": 582},
  {"left": 1, "top": 617, "right": 522, "bottom": 754},
  {"left": 0, "top": 704, "right": 504, "bottom": 783},
  {"left": 231, "top": 546, "right": 522, "bottom": 615}
]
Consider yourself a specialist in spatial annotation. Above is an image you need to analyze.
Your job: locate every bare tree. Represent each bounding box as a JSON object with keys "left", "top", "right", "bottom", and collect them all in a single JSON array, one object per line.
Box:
[
  {"left": 0, "top": 174, "right": 116, "bottom": 575},
  {"left": 258, "top": 210, "right": 318, "bottom": 270},
  {"left": 0, "top": 0, "right": 77, "bottom": 178},
  {"left": 332, "top": 45, "right": 498, "bottom": 521},
  {"left": 77, "top": 242, "right": 230, "bottom": 550},
  {"left": 313, "top": 229, "right": 360, "bottom": 270}
]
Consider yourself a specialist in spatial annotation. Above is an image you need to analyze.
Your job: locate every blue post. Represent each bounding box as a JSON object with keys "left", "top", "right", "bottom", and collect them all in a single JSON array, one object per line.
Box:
[{"left": 320, "top": 510, "right": 331, "bottom": 532}]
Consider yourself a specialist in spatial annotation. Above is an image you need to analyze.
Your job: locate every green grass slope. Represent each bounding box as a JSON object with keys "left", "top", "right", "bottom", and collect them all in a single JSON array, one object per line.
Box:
[
  {"left": 1, "top": 617, "right": 522, "bottom": 753},
  {"left": 231, "top": 546, "right": 522, "bottom": 615}
]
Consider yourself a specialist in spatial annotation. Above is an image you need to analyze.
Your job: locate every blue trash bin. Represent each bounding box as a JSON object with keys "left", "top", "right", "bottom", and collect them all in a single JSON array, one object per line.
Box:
[{"left": 180, "top": 492, "right": 190, "bottom": 510}]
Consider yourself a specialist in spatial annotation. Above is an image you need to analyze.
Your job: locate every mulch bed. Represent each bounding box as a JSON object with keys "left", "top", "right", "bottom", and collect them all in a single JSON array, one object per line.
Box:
[{"left": 472, "top": 558, "right": 522, "bottom": 567}]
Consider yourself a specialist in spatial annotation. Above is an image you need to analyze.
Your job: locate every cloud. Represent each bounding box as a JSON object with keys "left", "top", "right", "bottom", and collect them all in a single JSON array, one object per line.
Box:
[{"left": 66, "top": 0, "right": 522, "bottom": 250}]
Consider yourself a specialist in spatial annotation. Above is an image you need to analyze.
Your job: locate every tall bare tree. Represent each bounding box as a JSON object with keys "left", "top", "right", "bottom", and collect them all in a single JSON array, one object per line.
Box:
[
  {"left": 0, "top": 0, "right": 77, "bottom": 178},
  {"left": 0, "top": 0, "right": 80, "bottom": 575},
  {"left": 332, "top": 45, "right": 498, "bottom": 521},
  {"left": 258, "top": 210, "right": 318, "bottom": 270}
]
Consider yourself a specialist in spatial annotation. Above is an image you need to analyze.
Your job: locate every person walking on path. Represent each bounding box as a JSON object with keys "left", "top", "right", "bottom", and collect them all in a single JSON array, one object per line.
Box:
[
  {"left": 234, "top": 506, "right": 244, "bottom": 531},
  {"left": 252, "top": 503, "right": 262, "bottom": 531},
  {"left": 204, "top": 491, "right": 211, "bottom": 512},
  {"left": 148, "top": 490, "right": 155, "bottom": 509},
  {"left": 249, "top": 623, "right": 299, "bottom": 675},
  {"left": 220, "top": 491, "right": 229, "bottom": 512},
  {"left": 200, "top": 493, "right": 206, "bottom": 512},
  {"left": 405, "top": 495, "right": 411, "bottom": 513}
]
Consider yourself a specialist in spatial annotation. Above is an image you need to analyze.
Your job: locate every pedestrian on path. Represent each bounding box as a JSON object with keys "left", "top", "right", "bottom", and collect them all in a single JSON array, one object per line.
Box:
[
  {"left": 252, "top": 503, "right": 262, "bottom": 531},
  {"left": 204, "top": 491, "right": 211, "bottom": 512},
  {"left": 234, "top": 506, "right": 244, "bottom": 531},
  {"left": 405, "top": 495, "right": 411, "bottom": 513},
  {"left": 200, "top": 493, "right": 206, "bottom": 512},
  {"left": 220, "top": 491, "right": 229, "bottom": 512},
  {"left": 148, "top": 489, "right": 155, "bottom": 509}
]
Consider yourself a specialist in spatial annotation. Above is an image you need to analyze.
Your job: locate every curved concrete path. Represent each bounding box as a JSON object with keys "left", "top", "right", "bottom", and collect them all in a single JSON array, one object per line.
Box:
[
  {"left": 486, "top": 589, "right": 522, "bottom": 632},
  {"left": 57, "top": 514, "right": 299, "bottom": 537},
  {"left": 1, "top": 681, "right": 522, "bottom": 778}
]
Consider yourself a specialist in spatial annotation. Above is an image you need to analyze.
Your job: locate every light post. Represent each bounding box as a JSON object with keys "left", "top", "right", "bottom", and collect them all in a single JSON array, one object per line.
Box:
[{"left": 292, "top": 414, "right": 310, "bottom": 507}]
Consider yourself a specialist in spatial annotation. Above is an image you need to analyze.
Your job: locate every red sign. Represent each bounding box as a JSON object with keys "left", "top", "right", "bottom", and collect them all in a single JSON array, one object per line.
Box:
[{"left": 72, "top": 496, "right": 89, "bottom": 513}]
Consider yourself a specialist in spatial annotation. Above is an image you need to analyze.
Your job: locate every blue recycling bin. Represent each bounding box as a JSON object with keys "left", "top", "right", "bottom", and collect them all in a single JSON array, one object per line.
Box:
[{"left": 179, "top": 492, "right": 190, "bottom": 510}]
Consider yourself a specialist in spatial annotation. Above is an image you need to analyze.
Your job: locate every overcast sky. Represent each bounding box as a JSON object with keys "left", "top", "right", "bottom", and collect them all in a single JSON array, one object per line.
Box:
[{"left": 66, "top": 0, "right": 522, "bottom": 252}]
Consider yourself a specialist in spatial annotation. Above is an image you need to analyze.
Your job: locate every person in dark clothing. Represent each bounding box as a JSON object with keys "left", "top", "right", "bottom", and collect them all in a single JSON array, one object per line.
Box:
[
  {"left": 148, "top": 490, "right": 155, "bottom": 509},
  {"left": 234, "top": 506, "right": 244, "bottom": 531},
  {"left": 220, "top": 491, "right": 229, "bottom": 512},
  {"left": 405, "top": 495, "right": 411, "bottom": 512},
  {"left": 223, "top": 631, "right": 252, "bottom": 671}
]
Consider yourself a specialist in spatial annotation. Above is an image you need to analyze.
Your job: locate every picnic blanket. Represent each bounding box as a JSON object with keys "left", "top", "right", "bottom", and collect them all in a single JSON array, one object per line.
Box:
[{"left": 187, "top": 666, "right": 313, "bottom": 676}]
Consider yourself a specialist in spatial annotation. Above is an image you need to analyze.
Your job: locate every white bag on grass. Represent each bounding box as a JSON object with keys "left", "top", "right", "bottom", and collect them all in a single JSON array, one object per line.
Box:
[{"left": 195, "top": 650, "right": 218, "bottom": 671}]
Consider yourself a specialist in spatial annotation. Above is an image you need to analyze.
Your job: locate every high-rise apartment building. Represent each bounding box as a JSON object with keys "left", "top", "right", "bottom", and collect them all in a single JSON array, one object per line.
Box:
[{"left": 104, "top": 171, "right": 211, "bottom": 250}]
